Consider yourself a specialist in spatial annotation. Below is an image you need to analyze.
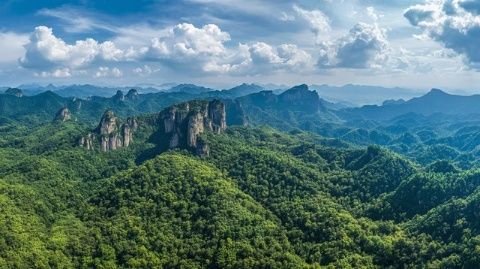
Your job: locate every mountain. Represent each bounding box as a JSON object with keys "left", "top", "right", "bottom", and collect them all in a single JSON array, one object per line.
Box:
[
  {"left": 0, "top": 90, "right": 68, "bottom": 123},
  {"left": 0, "top": 88, "right": 205, "bottom": 124},
  {"left": 234, "top": 84, "right": 341, "bottom": 132},
  {"left": 312, "top": 84, "right": 423, "bottom": 105},
  {"left": 13, "top": 84, "right": 163, "bottom": 98},
  {"left": 88, "top": 153, "right": 308, "bottom": 267},
  {"left": 79, "top": 99, "right": 228, "bottom": 154},
  {"left": 222, "top": 83, "right": 264, "bottom": 97},
  {"left": 4, "top": 88, "right": 23, "bottom": 97},
  {"left": 4, "top": 90, "right": 480, "bottom": 267},
  {"left": 341, "top": 88, "right": 480, "bottom": 121},
  {"left": 166, "top": 84, "right": 215, "bottom": 94}
]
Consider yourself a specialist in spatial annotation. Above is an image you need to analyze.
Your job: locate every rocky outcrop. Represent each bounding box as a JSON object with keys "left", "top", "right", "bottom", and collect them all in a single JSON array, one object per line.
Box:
[
  {"left": 113, "top": 90, "right": 125, "bottom": 102},
  {"left": 78, "top": 134, "right": 94, "bottom": 150},
  {"left": 4, "top": 88, "right": 23, "bottom": 97},
  {"left": 126, "top": 89, "right": 139, "bottom": 100},
  {"left": 278, "top": 84, "right": 321, "bottom": 113},
  {"left": 161, "top": 100, "right": 226, "bottom": 150},
  {"left": 195, "top": 137, "right": 210, "bottom": 157},
  {"left": 225, "top": 99, "right": 248, "bottom": 126},
  {"left": 54, "top": 107, "right": 72, "bottom": 122},
  {"left": 79, "top": 100, "right": 226, "bottom": 155},
  {"left": 79, "top": 110, "right": 137, "bottom": 151}
]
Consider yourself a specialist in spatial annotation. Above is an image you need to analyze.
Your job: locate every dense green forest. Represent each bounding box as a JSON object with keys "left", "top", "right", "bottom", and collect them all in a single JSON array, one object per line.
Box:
[{"left": 3, "top": 85, "right": 480, "bottom": 268}]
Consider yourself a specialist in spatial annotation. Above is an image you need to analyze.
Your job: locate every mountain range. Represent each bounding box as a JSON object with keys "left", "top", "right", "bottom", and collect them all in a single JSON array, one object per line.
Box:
[
  {"left": 340, "top": 88, "right": 480, "bottom": 121},
  {"left": 312, "top": 84, "right": 424, "bottom": 105},
  {"left": 4, "top": 82, "right": 480, "bottom": 267}
]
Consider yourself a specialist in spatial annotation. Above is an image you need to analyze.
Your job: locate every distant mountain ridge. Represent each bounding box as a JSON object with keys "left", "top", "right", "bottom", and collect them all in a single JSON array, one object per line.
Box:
[
  {"left": 341, "top": 88, "right": 480, "bottom": 121},
  {"left": 0, "top": 84, "right": 341, "bottom": 129},
  {"left": 312, "top": 84, "right": 423, "bottom": 105}
]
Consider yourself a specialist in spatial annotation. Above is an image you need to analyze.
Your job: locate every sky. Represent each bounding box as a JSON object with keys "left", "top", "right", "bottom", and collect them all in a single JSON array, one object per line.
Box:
[{"left": 1, "top": 0, "right": 480, "bottom": 90}]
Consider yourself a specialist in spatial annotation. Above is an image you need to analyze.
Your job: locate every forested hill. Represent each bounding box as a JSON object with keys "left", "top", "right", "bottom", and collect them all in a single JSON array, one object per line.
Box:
[{"left": 2, "top": 111, "right": 480, "bottom": 267}]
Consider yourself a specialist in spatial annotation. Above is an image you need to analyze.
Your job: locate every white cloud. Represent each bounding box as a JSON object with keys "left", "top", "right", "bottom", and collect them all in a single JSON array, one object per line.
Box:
[
  {"left": 35, "top": 68, "right": 72, "bottom": 78},
  {"left": 293, "top": 5, "right": 331, "bottom": 42},
  {"left": 94, "top": 66, "right": 123, "bottom": 78},
  {"left": 203, "top": 42, "right": 314, "bottom": 74},
  {"left": 280, "top": 12, "right": 295, "bottom": 22},
  {"left": 404, "top": 0, "right": 480, "bottom": 66},
  {"left": 0, "top": 32, "right": 29, "bottom": 64},
  {"left": 133, "top": 65, "right": 154, "bottom": 76},
  {"left": 38, "top": 8, "right": 115, "bottom": 33},
  {"left": 366, "top": 6, "right": 383, "bottom": 22},
  {"left": 111, "top": 67, "right": 123, "bottom": 77},
  {"left": 145, "top": 23, "right": 230, "bottom": 60},
  {"left": 20, "top": 26, "right": 125, "bottom": 70},
  {"left": 318, "top": 22, "right": 390, "bottom": 69}
]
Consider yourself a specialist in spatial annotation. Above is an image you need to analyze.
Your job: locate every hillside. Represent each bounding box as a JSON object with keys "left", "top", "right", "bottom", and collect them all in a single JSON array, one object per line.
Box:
[{"left": 2, "top": 87, "right": 480, "bottom": 267}]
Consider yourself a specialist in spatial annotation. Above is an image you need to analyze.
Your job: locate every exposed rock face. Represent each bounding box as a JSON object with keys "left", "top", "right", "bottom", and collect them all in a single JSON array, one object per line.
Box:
[
  {"left": 126, "top": 89, "right": 139, "bottom": 100},
  {"left": 122, "top": 118, "right": 138, "bottom": 147},
  {"left": 161, "top": 100, "right": 226, "bottom": 150},
  {"left": 225, "top": 99, "right": 248, "bottom": 126},
  {"left": 207, "top": 100, "right": 227, "bottom": 133},
  {"left": 113, "top": 90, "right": 124, "bottom": 101},
  {"left": 4, "top": 88, "right": 23, "bottom": 97},
  {"left": 78, "top": 134, "right": 94, "bottom": 150},
  {"left": 187, "top": 113, "right": 205, "bottom": 148},
  {"left": 55, "top": 107, "right": 72, "bottom": 122},
  {"left": 79, "top": 100, "right": 226, "bottom": 155},
  {"left": 195, "top": 138, "right": 210, "bottom": 157},
  {"left": 79, "top": 110, "right": 138, "bottom": 151}
]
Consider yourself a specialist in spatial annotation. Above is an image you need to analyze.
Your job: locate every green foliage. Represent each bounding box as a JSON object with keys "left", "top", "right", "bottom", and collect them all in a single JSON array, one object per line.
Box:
[{"left": 3, "top": 103, "right": 480, "bottom": 268}]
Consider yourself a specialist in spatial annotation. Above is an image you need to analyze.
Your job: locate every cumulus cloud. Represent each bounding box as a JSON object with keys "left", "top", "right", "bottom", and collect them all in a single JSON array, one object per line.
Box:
[
  {"left": 0, "top": 32, "right": 29, "bottom": 64},
  {"left": 139, "top": 23, "right": 314, "bottom": 75},
  {"left": 145, "top": 23, "right": 230, "bottom": 60},
  {"left": 203, "top": 42, "right": 314, "bottom": 74},
  {"left": 293, "top": 5, "right": 331, "bottom": 42},
  {"left": 35, "top": 68, "right": 72, "bottom": 78},
  {"left": 18, "top": 19, "right": 400, "bottom": 78},
  {"left": 404, "top": 0, "right": 480, "bottom": 66},
  {"left": 318, "top": 22, "right": 390, "bottom": 69},
  {"left": 133, "top": 65, "right": 154, "bottom": 76},
  {"left": 20, "top": 26, "right": 125, "bottom": 70},
  {"left": 94, "top": 66, "right": 123, "bottom": 78}
]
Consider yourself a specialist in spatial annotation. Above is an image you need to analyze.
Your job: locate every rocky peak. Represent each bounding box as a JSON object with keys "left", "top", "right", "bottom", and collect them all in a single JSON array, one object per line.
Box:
[
  {"left": 54, "top": 107, "right": 72, "bottom": 122},
  {"left": 426, "top": 88, "right": 449, "bottom": 96},
  {"left": 126, "top": 89, "right": 139, "bottom": 100},
  {"left": 79, "top": 110, "right": 137, "bottom": 151},
  {"left": 4, "top": 88, "right": 23, "bottom": 97},
  {"left": 79, "top": 100, "right": 226, "bottom": 155},
  {"left": 278, "top": 84, "right": 321, "bottom": 112},
  {"left": 97, "top": 110, "right": 118, "bottom": 135},
  {"left": 113, "top": 90, "right": 124, "bottom": 101},
  {"left": 161, "top": 99, "right": 227, "bottom": 152}
]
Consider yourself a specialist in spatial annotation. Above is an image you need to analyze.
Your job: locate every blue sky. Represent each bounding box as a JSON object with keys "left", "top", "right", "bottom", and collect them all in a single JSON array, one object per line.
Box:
[{"left": 1, "top": 0, "right": 480, "bottom": 90}]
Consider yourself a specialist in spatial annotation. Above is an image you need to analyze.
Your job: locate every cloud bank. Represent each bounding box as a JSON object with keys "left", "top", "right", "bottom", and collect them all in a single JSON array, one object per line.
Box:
[{"left": 405, "top": 0, "right": 480, "bottom": 67}]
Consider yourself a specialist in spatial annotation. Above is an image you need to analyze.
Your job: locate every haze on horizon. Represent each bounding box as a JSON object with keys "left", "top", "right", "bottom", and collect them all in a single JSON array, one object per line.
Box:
[{"left": 1, "top": 0, "right": 480, "bottom": 91}]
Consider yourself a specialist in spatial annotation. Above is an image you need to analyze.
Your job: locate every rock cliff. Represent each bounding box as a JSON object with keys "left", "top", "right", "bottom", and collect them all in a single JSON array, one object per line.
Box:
[
  {"left": 4, "top": 88, "right": 23, "bottom": 97},
  {"left": 79, "top": 110, "right": 138, "bottom": 151},
  {"left": 125, "top": 89, "right": 139, "bottom": 100},
  {"left": 277, "top": 84, "right": 321, "bottom": 113},
  {"left": 54, "top": 107, "right": 72, "bottom": 122},
  {"left": 79, "top": 99, "right": 226, "bottom": 155},
  {"left": 113, "top": 90, "right": 125, "bottom": 102},
  {"left": 161, "top": 100, "right": 226, "bottom": 152}
]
